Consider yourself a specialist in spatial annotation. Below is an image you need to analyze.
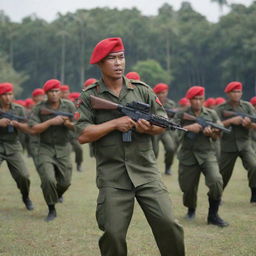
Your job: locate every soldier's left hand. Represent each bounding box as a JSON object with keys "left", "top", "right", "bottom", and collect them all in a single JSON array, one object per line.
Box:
[
  {"left": 242, "top": 117, "right": 252, "bottom": 128},
  {"left": 10, "top": 120, "right": 20, "bottom": 128},
  {"left": 203, "top": 126, "right": 213, "bottom": 136},
  {"left": 135, "top": 119, "right": 152, "bottom": 133}
]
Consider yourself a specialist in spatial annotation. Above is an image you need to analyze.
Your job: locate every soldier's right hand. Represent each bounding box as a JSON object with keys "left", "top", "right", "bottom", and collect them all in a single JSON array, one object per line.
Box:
[
  {"left": 114, "top": 116, "right": 136, "bottom": 132},
  {"left": 0, "top": 118, "right": 11, "bottom": 127},
  {"left": 188, "top": 123, "right": 202, "bottom": 133},
  {"left": 49, "top": 116, "right": 65, "bottom": 126},
  {"left": 230, "top": 116, "right": 243, "bottom": 125}
]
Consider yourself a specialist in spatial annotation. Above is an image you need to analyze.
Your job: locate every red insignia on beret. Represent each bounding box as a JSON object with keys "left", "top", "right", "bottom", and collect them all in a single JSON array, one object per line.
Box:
[
  {"left": 250, "top": 96, "right": 256, "bottom": 106},
  {"left": 83, "top": 78, "right": 97, "bottom": 87},
  {"left": 178, "top": 97, "right": 190, "bottom": 107},
  {"left": 224, "top": 81, "right": 243, "bottom": 93},
  {"left": 60, "top": 85, "right": 70, "bottom": 92},
  {"left": 186, "top": 86, "right": 205, "bottom": 99},
  {"left": 204, "top": 98, "right": 216, "bottom": 108},
  {"left": 215, "top": 97, "right": 226, "bottom": 105},
  {"left": 0, "top": 82, "right": 13, "bottom": 95},
  {"left": 32, "top": 88, "right": 45, "bottom": 97},
  {"left": 155, "top": 97, "right": 162, "bottom": 106},
  {"left": 153, "top": 83, "right": 169, "bottom": 94},
  {"left": 126, "top": 72, "right": 141, "bottom": 80},
  {"left": 90, "top": 37, "right": 124, "bottom": 64},
  {"left": 43, "top": 79, "right": 61, "bottom": 92}
]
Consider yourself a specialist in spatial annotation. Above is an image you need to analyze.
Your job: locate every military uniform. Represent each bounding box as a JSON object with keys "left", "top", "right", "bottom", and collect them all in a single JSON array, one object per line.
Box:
[
  {"left": 29, "top": 99, "right": 75, "bottom": 205},
  {"left": 174, "top": 107, "right": 223, "bottom": 210},
  {"left": 75, "top": 77, "right": 185, "bottom": 256},
  {"left": 0, "top": 103, "right": 31, "bottom": 203},
  {"left": 215, "top": 100, "right": 256, "bottom": 190}
]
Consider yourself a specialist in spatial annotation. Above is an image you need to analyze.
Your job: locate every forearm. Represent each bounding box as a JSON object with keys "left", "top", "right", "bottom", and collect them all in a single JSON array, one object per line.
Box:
[
  {"left": 78, "top": 120, "right": 117, "bottom": 144},
  {"left": 15, "top": 123, "right": 35, "bottom": 135},
  {"left": 143, "top": 125, "right": 165, "bottom": 135},
  {"left": 31, "top": 120, "right": 52, "bottom": 134},
  {"left": 222, "top": 119, "right": 233, "bottom": 127}
]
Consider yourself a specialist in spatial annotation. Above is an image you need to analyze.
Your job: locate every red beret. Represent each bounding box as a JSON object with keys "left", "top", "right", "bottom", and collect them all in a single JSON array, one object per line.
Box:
[
  {"left": 43, "top": 79, "right": 61, "bottom": 92},
  {"left": 90, "top": 37, "right": 124, "bottom": 64},
  {"left": 25, "top": 98, "right": 35, "bottom": 107},
  {"left": 32, "top": 88, "right": 45, "bottom": 97},
  {"left": 204, "top": 97, "right": 216, "bottom": 108},
  {"left": 224, "top": 81, "right": 243, "bottom": 93},
  {"left": 250, "top": 96, "right": 256, "bottom": 106},
  {"left": 186, "top": 86, "right": 205, "bottom": 99},
  {"left": 69, "top": 92, "right": 81, "bottom": 101},
  {"left": 153, "top": 83, "right": 169, "bottom": 94},
  {"left": 83, "top": 78, "right": 97, "bottom": 87},
  {"left": 60, "top": 85, "right": 70, "bottom": 91},
  {"left": 14, "top": 99, "right": 26, "bottom": 107},
  {"left": 178, "top": 97, "right": 190, "bottom": 107},
  {"left": 126, "top": 72, "right": 141, "bottom": 80},
  {"left": 215, "top": 97, "right": 226, "bottom": 105},
  {"left": 0, "top": 82, "right": 14, "bottom": 95}
]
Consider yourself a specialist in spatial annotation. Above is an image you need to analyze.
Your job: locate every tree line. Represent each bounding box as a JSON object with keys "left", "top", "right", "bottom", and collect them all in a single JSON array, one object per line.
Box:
[{"left": 0, "top": 1, "right": 255, "bottom": 100}]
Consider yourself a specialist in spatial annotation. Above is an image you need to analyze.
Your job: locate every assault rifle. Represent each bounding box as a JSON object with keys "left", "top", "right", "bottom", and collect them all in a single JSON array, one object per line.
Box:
[
  {"left": 40, "top": 108, "right": 74, "bottom": 119},
  {"left": 0, "top": 110, "right": 27, "bottom": 133},
  {"left": 90, "top": 95, "right": 187, "bottom": 142},
  {"left": 222, "top": 110, "right": 256, "bottom": 123},
  {"left": 183, "top": 112, "right": 231, "bottom": 139},
  {"left": 164, "top": 108, "right": 179, "bottom": 118}
]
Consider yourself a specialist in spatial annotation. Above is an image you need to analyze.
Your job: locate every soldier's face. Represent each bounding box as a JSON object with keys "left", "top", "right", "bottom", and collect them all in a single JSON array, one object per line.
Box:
[
  {"left": 157, "top": 90, "right": 168, "bottom": 104},
  {"left": 0, "top": 92, "right": 13, "bottom": 105},
  {"left": 99, "top": 52, "right": 125, "bottom": 80},
  {"left": 33, "top": 94, "right": 45, "bottom": 103},
  {"left": 190, "top": 96, "right": 205, "bottom": 111},
  {"left": 227, "top": 90, "right": 242, "bottom": 102},
  {"left": 47, "top": 89, "right": 61, "bottom": 103},
  {"left": 61, "top": 90, "right": 70, "bottom": 99}
]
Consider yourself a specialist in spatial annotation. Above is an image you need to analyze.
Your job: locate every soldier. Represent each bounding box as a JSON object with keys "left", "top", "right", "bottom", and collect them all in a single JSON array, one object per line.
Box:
[
  {"left": 125, "top": 71, "right": 141, "bottom": 80},
  {"left": 32, "top": 88, "right": 45, "bottom": 104},
  {"left": 0, "top": 82, "right": 34, "bottom": 211},
  {"left": 215, "top": 97, "right": 226, "bottom": 106},
  {"left": 178, "top": 97, "right": 190, "bottom": 108},
  {"left": 75, "top": 37, "right": 185, "bottom": 256},
  {"left": 152, "top": 83, "right": 178, "bottom": 175},
  {"left": 60, "top": 85, "right": 70, "bottom": 99},
  {"left": 16, "top": 79, "right": 76, "bottom": 221},
  {"left": 174, "top": 86, "right": 228, "bottom": 227},
  {"left": 83, "top": 78, "right": 97, "bottom": 88},
  {"left": 215, "top": 82, "right": 256, "bottom": 204},
  {"left": 204, "top": 98, "right": 216, "bottom": 109},
  {"left": 250, "top": 97, "right": 256, "bottom": 153}
]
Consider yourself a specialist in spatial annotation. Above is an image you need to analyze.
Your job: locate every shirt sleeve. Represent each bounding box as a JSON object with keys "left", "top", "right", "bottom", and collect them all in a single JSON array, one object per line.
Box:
[{"left": 28, "top": 106, "right": 41, "bottom": 127}]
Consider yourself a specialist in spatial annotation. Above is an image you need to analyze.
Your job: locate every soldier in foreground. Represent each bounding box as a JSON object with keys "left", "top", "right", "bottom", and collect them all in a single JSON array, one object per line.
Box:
[
  {"left": 250, "top": 96, "right": 256, "bottom": 153},
  {"left": 16, "top": 79, "right": 76, "bottom": 221},
  {"left": 215, "top": 82, "right": 256, "bottom": 204},
  {"left": 0, "top": 82, "right": 34, "bottom": 211},
  {"left": 174, "top": 86, "right": 228, "bottom": 227},
  {"left": 75, "top": 37, "right": 185, "bottom": 256}
]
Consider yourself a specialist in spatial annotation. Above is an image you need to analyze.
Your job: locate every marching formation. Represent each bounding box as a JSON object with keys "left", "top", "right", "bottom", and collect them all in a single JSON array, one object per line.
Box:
[{"left": 1, "top": 37, "right": 256, "bottom": 256}]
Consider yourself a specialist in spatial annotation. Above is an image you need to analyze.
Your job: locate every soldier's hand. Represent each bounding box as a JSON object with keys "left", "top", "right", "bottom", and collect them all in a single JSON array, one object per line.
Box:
[
  {"left": 10, "top": 120, "right": 20, "bottom": 128},
  {"left": 63, "top": 118, "right": 72, "bottom": 127},
  {"left": 135, "top": 119, "right": 152, "bottom": 133},
  {"left": 188, "top": 123, "right": 202, "bottom": 133},
  {"left": 203, "top": 126, "right": 213, "bottom": 136},
  {"left": 242, "top": 117, "right": 252, "bottom": 128},
  {"left": 114, "top": 116, "right": 136, "bottom": 132},
  {"left": 49, "top": 116, "right": 65, "bottom": 126},
  {"left": 0, "top": 118, "right": 11, "bottom": 127},
  {"left": 230, "top": 116, "right": 243, "bottom": 125}
]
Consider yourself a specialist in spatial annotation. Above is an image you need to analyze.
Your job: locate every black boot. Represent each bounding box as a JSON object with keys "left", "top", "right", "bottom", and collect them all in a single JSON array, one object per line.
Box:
[
  {"left": 45, "top": 205, "right": 57, "bottom": 222},
  {"left": 250, "top": 187, "right": 256, "bottom": 203},
  {"left": 164, "top": 165, "right": 172, "bottom": 175},
  {"left": 185, "top": 208, "right": 196, "bottom": 220},
  {"left": 22, "top": 196, "right": 34, "bottom": 211},
  {"left": 207, "top": 198, "right": 229, "bottom": 227},
  {"left": 77, "top": 163, "right": 84, "bottom": 172},
  {"left": 58, "top": 196, "right": 64, "bottom": 203}
]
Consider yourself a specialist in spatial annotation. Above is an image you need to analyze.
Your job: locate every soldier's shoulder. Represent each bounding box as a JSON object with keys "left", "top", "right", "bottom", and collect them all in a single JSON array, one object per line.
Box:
[
  {"left": 82, "top": 82, "right": 98, "bottom": 92},
  {"left": 130, "top": 79, "right": 151, "bottom": 89},
  {"left": 12, "top": 103, "right": 24, "bottom": 111},
  {"left": 62, "top": 98, "right": 74, "bottom": 106},
  {"left": 215, "top": 102, "right": 228, "bottom": 110},
  {"left": 240, "top": 100, "right": 251, "bottom": 106}
]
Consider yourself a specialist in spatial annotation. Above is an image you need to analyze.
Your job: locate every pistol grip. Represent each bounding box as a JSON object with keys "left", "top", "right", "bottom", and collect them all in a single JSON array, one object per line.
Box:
[
  {"left": 8, "top": 125, "right": 14, "bottom": 133},
  {"left": 122, "top": 130, "right": 132, "bottom": 142}
]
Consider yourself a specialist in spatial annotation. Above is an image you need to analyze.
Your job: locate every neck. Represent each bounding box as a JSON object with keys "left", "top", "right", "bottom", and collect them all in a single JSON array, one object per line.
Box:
[
  {"left": 0, "top": 102, "right": 11, "bottom": 111},
  {"left": 192, "top": 107, "right": 202, "bottom": 116},
  {"left": 228, "top": 99, "right": 240, "bottom": 107},
  {"left": 48, "top": 100, "right": 60, "bottom": 109},
  {"left": 102, "top": 75, "right": 123, "bottom": 96}
]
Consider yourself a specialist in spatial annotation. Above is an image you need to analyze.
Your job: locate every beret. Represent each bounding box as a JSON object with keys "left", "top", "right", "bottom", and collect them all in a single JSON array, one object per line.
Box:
[
  {"left": 25, "top": 98, "right": 35, "bottom": 107},
  {"left": 186, "top": 86, "right": 205, "bottom": 99},
  {"left": 178, "top": 97, "right": 190, "bottom": 107},
  {"left": 204, "top": 98, "right": 216, "bottom": 108},
  {"left": 43, "top": 79, "right": 61, "bottom": 92},
  {"left": 224, "top": 81, "right": 242, "bottom": 93},
  {"left": 69, "top": 92, "right": 81, "bottom": 102},
  {"left": 153, "top": 83, "right": 169, "bottom": 94},
  {"left": 126, "top": 72, "right": 141, "bottom": 80},
  {"left": 83, "top": 78, "right": 97, "bottom": 87},
  {"left": 215, "top": 97, "right": 226, "bottom": 105},
  {"left": 14, "top": 99, "right": 26, "bottom": 107},
  {"left": 90, "top": 37, "right": 124, "bottom": 64},
  {"left": 60, "top": 85, "right": 70, "bottom": 91},
  {"left": 32, "top": 88, "right": 45, "bottom": 97},
  {"left": 250, "top": 96, "right": 256, "bottom": 106},
  {"left": 0, "top": 82, "right": 13, "bottom": 95}
]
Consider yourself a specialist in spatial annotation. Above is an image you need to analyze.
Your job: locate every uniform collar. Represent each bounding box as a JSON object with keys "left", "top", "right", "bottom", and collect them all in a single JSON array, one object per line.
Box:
[
  {"left": 226, "top": 100, "right": 242, "bottom": 109},
  {"left": 0, "top": 102, "right": 15, "bottom": 110},
  {"left": 188, "top": 106, "right": 208, "bottom": 116},
  {"left": 45, "top": 98, "right": 64, "bottom": 109}
]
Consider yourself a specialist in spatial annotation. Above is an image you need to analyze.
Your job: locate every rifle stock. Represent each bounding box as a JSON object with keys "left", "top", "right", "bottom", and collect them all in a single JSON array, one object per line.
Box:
[
  {"left": 40, "top": 108, "right": 74, "bottom": 118},
  {"left": 223, "top": 110, "right": 256, "bottom": 123},
  {"left": 90, "top": 95, "right": 119, "bottom": 110}
]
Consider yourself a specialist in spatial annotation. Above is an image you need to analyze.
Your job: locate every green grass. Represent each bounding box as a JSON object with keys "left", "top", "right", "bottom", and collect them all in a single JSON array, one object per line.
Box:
[{"left": 0, "top": 145, "right": 256, "bottom": 256}]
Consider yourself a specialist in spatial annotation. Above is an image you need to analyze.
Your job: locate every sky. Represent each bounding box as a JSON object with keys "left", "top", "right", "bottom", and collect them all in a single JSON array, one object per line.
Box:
[{"left": 0, "top": 0, "right": 254, "bottom": 23}]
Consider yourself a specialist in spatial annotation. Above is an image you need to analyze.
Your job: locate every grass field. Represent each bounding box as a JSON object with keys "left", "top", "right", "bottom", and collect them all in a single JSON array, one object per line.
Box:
[{"left": 0, "top": 145, "right": 256, "bottom": 256}]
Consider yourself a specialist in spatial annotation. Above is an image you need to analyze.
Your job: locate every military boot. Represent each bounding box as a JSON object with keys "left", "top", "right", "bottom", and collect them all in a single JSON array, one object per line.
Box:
[
  {"left": 45, "top": 205, "right": 57, "bottom": 222},
  {"left": 250, "top": 187, "right": 256, "bottom": 204},
  {"left": 22, "top": 196, "right": 34, "bottom": 211},
  {"left": 185, "top": 208, "right": 196, "bottom": 220},
  {"left": 164, "top": 164, "right": 172, "bottom": 175},
  {"left": 207, "top": 198, "right": 229, "bottom": 227}
]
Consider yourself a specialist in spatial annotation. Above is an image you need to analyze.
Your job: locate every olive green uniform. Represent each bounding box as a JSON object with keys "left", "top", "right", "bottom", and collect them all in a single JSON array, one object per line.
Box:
[
  {"left": 69, "top": 130, "right": 84, "bottom": 169},
  {"left": 29, "top": 99, "right": 75, "bottom": 205},
  {"left": 174, "top": 107, "right": 223, "bottom": 209},
  {"left": 215, "top": 100, "right": 256, "bottom": 190},
  {"left": 153, "top": 99, "right": 178, "bottom": 173},
  {"left": 0, "top": 103, "right": 31, "bottom": 199},
  {"left": 75, "top": 77, "right": 185, "bottom": 256}
]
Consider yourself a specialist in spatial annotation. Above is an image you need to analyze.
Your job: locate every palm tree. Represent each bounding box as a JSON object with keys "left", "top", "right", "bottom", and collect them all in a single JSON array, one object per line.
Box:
[{"left": 211, "top": 0, "right": 228, "bottom": 16}]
